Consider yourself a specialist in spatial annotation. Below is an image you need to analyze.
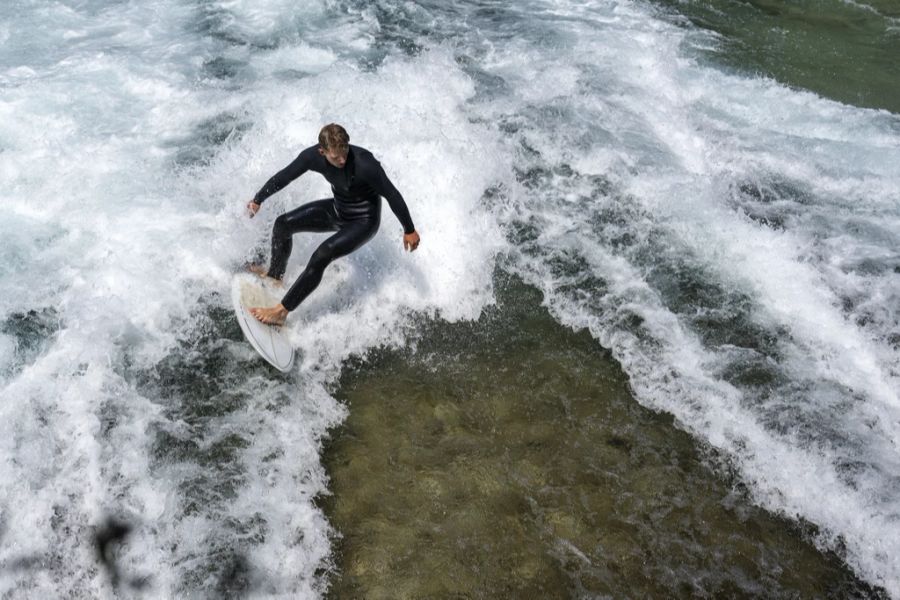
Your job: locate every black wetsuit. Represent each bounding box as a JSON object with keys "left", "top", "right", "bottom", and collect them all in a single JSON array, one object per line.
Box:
[{"left": 253, "top": 144, "right": 415, "bottom": 311}]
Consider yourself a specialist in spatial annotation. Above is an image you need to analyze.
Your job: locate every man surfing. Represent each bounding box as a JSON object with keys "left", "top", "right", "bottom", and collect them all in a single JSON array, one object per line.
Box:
[{"left": 245, "top": 123, "right": 420, "bottom": 325}]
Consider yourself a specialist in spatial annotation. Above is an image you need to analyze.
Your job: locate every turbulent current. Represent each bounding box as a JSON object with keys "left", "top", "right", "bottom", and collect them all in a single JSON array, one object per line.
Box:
[{"left": 1, "top": 0, "right": 898, "bottom": 597}]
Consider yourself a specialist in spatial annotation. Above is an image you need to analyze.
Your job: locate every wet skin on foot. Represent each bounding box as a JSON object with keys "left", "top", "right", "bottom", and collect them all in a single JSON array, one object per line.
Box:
[
  {"left": 248, "top": 264, "right": 285, "bottom": 287},
  {"left": 250, "top": 304, "right": 288, "bottom": 326}
]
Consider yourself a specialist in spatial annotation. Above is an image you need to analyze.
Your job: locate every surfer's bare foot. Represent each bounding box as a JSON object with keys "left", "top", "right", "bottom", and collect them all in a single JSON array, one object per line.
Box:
[
  {"left": 250, "top": 304, "right": 288, "bottom": 326},
  {"left": 248, "top": 264, "right": 284, "bottom": 287},
  {"left": 248, "top": 263, "right": 267, "bottom": 276}
]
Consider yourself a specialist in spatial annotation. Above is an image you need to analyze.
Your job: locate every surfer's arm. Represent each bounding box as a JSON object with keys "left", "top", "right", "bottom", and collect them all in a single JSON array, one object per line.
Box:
[
  {"left": 370, "top": 160, "right": 416, "bottom": 235},
  {"left": 252, "top": 147, "right": 316, "bottom": 205}
]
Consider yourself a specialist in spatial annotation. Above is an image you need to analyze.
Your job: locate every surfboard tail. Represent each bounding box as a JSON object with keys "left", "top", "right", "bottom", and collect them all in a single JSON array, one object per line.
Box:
[{"left": 231, "top": 274, "right": 295, "bottom": 372}]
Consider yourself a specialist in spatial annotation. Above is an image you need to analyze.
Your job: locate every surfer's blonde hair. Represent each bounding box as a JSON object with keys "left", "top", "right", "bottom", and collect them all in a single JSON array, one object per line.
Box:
[{"left": 319, "top": 123, "right": 349, "bottom": 151}]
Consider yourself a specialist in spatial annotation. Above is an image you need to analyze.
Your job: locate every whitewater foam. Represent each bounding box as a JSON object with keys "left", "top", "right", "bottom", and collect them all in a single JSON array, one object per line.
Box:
[
  {"left": 2, "top": 0, "right": 899, "bottom": 596},
  {"left": 0, "top": 0, "right": 505, "bottom": 596},
  {"left": 467, "top": 1, "right": 900, "bottom": 592}
]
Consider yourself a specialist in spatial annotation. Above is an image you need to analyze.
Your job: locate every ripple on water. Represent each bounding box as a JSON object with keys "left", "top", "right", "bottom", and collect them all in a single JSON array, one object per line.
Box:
[{"left": 321, "top": 273, "right": 887, "bottom": 599}]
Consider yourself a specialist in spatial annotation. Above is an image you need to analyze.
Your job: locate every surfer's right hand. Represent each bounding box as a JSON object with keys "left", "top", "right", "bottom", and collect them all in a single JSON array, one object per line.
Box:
[{"left": 247, "top": 201, "right": 261, "bottom": 218}]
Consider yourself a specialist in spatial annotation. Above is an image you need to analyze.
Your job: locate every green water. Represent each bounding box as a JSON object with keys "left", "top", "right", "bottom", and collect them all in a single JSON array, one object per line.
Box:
[
  {"left": 320, "top": 275, "right": 885, "bottom": 598},
  {"left": 653, "top": 0, "right": 900, "bottom": 113},
  {"left": 318, "top": 1, "right": 900, "bottom": 595}
]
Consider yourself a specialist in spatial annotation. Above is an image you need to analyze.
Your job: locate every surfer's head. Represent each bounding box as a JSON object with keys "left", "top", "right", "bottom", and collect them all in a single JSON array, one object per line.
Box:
[{"left": 318, "top": 123, "right": 349, "bottom": 168}]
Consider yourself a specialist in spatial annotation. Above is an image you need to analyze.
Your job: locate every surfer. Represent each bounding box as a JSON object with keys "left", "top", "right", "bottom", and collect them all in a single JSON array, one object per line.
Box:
[{"left": 245, "top": 123, "right": 420, "bottom": 325}]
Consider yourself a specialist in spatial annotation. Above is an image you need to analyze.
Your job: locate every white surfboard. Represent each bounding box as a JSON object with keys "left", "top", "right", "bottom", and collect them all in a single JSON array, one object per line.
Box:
[{"left": 231, "top": 274, "right": 294, "bottom": 372}]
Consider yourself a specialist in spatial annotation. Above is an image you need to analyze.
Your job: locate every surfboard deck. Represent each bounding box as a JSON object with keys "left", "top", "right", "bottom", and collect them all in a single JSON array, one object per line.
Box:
[{"left": 231, "top": 273, "right": 294, "bottom": 372}]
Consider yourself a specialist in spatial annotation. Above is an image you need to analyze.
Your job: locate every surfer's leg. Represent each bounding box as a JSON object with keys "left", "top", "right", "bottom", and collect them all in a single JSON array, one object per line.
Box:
[
  {"left": 267, "top": 199, "right": 339, "bottom": 280},
  {"left": 280, "top": 219, "right": 380, "bottom": 311}
]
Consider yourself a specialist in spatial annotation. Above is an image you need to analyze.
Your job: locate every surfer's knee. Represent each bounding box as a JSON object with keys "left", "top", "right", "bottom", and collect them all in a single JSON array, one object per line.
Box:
[
  {"left": 309, "top": 243, "right": 337, "bottom": 271},
  {"left": 273, "top": 214, "right": 291, "bottom": 238}
]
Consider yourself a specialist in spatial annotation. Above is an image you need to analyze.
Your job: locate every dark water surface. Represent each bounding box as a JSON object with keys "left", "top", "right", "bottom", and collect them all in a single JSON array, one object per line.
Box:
[
  {"left": 322, "top": 274, "right": 886, "bottom": 598},
  {"left": 651, "top": 0, "right": 900, "bottom": 113},
  {"left": 311, "top": 1, "right": 900, "bottom": 595}
]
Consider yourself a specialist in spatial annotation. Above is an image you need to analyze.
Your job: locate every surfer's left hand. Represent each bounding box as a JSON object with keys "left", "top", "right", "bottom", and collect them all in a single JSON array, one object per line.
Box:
[
  {"left": 403, "top": 231, "right": 420, "bottom": 252},
  {"left": 247, "top": 201, "right": 261, "bottom": 218}
]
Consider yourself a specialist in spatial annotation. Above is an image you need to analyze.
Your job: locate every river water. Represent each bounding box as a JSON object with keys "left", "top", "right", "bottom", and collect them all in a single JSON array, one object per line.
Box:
[{"left": 1, "top": 0, "right": 898, "bottom": 597}]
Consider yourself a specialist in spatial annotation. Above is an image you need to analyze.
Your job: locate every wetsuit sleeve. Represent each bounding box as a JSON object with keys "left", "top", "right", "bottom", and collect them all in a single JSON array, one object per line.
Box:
[
  {"left": 371, "top": 160, "right": 416, "bottom": 234},
  {"left": 253, "top": 147, "right": 315, "bottom": 204}
]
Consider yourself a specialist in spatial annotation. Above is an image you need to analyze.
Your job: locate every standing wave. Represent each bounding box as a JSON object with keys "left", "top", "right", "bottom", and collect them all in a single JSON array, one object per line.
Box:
[
  {"left": 392, "top": 0, "right": 900, "bottom": 593},
  {"left": 1, "top": 0, "right": 899, "bottom": 596},
  {"left": 0, "top": 0, "right": 504, "bottom": 596}
]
